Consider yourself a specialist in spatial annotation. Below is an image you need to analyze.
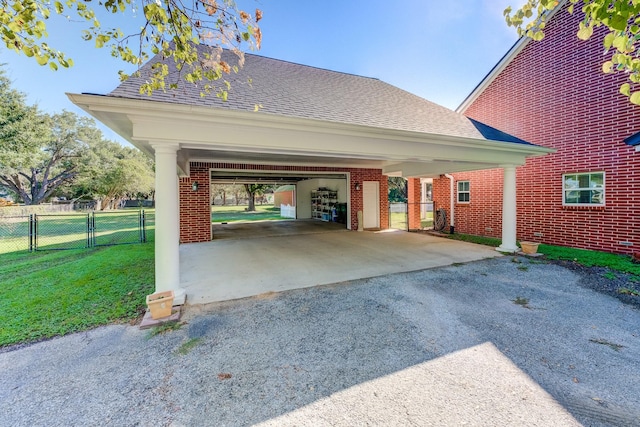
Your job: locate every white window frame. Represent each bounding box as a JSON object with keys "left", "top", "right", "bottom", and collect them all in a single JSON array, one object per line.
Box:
[
  {"left": 562, "top": 172, "right": 605, "bottom": 207},
  {"left": 457, "top": 180, "right": 470, "bottom": 203}
]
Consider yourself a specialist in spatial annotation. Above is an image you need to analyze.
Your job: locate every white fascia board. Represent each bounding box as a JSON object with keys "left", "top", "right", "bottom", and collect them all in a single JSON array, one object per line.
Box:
[
  {"left": 68, "top": 93, "right": 553, "bottom": 165},
  {"left": 456, "top": 0, "right": 567, "bottom": 114}
]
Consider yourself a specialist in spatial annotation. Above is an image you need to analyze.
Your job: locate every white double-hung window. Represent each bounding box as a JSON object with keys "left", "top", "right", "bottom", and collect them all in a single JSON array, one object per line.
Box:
[
  {"left": 457, "top": 180, "right": 470, "bottom": 203},
  {"left": 562, "top": 172, "right": 605, "bottom": 206}
]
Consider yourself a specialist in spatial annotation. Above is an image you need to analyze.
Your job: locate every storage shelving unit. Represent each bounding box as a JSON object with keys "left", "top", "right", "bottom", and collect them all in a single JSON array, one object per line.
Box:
[{"left": 311, "top": 190, "right": 338, "bottom": 222}]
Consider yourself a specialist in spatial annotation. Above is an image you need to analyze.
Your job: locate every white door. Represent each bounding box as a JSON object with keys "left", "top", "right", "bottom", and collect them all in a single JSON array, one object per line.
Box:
[{"left": 362, "top": 181, "right": 380, "bottom": 229}]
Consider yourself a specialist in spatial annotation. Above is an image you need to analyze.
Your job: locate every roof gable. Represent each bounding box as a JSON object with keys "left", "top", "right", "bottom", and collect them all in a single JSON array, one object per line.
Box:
[{"left": 108, "top": 46, "right": 532, "bottom": 145}]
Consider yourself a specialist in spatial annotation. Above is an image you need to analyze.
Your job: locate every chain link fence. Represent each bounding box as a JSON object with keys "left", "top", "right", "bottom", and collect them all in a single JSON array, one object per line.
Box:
[
  {"left": 389, "top": 203, "right": 408, "bottom": 230},
  {"left": 388, "top": 202, "right": 434, "bottom": 231},
  {"left": 0, "top": 210, "right": 155, "bottom": 254},
  {"left": 0, "top": 216, "right": 31, "bottom": 253}
]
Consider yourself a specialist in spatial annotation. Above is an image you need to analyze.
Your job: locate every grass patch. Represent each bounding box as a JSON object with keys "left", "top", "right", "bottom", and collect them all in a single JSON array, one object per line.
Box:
[
  {"left": 444, "top": 233, "right": 502, "bottom": 247},
  {"left": 445, "top": 233, "right": 639, "bottom": 279},
  {"left": 512, "top": 296, "right": 531, "bottom": 309},
  {"left": 176, "top": 337, "right": 202, "bottom": 355},
  {"left": 147, "top": 321, "right": 183, "bottom": 338},
  {"left": 211, "top": 205, "right": 282, "bottom": 223},
  {"left": 538, "top": 244, "right": 639, "bottom": 276},
  {"left": 517, "top": 265, "right": 529, "bottom": 271},
  {"left": 0, "top": 244, "right": 154, "bottom": 348},
  {"left": 618, "top": 288, "right": 640, "bottom": 297}
]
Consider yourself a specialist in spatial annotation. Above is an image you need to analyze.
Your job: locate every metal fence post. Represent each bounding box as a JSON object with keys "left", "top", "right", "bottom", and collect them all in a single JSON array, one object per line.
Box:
[
  {"left": 141, "top": 210, "right": 146, "bottom": 243},
  {"left": 406, "top": 202, "right": 409, "bottom": 231},
  {"left": 34, "top": 214, "right": 38, "bottom": 251},
  {"left": 28, "top": 214, "right": 34, "bottom": 252}
]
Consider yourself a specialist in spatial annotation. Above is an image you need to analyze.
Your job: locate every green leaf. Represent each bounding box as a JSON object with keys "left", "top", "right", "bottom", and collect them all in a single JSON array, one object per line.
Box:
[
  {"left": 603, "top": 32, "right": 616, "bottom": 49},
  {"left": 577, "top": 23, "right": 593, "bottom": 40},
  {"left": 613, "top": 35, "right": 629, "bottom": 52},
  {"left": 54, "top": 1, "right": 64, "bottom": 14},
  {"left": 610, "top": 14, "right": 628, "bottom": 32},
  {"left": 602, "top": 61, "right": 614, "bottom": 73},
  {"left": 35, "top": 54, "right": 48, "bottom": 66},
  {"left": 22, "top": 45, "right": 34, "bottom": 57},
  {"left": 620, "top": 83, "right": 631, "bottom": 96},
  {"left": 630, "top": 91, "right": 640, "bottom": 105}
]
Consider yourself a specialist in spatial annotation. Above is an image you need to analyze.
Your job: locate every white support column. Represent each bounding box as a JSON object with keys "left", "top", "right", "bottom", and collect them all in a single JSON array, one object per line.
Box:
[
  {"left": 152, "top": 143, "right": 186, "bottom": 304},
  {"left": 497, "top": 165, "right": 518, "bottom": 253}
]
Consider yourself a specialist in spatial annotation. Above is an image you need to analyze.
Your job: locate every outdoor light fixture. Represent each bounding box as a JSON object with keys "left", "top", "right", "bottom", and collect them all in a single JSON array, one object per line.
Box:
[
  {"left": 192, "top": 181, "right": 199, "bottom": 192},
  {"left": 355, "top": 182, "right": 361, "bottom": 191}
]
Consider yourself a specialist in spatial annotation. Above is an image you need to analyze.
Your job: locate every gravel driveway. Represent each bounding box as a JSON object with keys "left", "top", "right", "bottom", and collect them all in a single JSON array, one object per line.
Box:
[{"left": 1, "top": 256, "right": 639, "bottom": 426}]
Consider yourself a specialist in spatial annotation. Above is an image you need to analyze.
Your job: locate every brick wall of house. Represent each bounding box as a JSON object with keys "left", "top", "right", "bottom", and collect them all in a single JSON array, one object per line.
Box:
[
  {"left": 179, "top": 162, "right": 389, "bottom": 243},
  {"left": 407, "top": 178, "right": 422, "bottom": 230},
  {"left": 435, "top": 4, "right": 640, "bottom": 254}
]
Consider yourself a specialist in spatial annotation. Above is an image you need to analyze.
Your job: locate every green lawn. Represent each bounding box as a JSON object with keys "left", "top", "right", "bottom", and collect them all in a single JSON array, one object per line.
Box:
[
  {"left": 211, "top": 205, "right": 283, "bottom": 222},
  {"left": 0, "top": 244, "right": 154, "bottom": 347},
  {"left": 444, "top": 232, "right": 639, "bottom": 277}
]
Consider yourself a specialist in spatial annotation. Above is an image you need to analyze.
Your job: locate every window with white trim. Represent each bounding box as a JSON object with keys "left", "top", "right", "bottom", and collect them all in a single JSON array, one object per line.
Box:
[
  {"left": 562, "top": 172, "right": 605, "bottom": 206},
  {"left": 457, "top": 180, "right": 470, "bottom": 203}
]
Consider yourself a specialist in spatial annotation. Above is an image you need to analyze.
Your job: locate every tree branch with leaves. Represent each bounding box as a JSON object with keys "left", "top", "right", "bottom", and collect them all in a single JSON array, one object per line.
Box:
[{"left": 1, "top": 0, "right": 262, "bottom": 98}]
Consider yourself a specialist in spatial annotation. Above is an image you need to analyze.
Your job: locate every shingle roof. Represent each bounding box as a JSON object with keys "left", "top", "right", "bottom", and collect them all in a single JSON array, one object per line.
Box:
[{"left": 108, "top": 47, "right": 531, "bottom": 144}]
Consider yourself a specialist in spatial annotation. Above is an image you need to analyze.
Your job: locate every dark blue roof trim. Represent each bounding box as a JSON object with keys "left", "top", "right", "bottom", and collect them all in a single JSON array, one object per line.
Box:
[
  {"left": 467, "top": 118, "right": 533, "bottom": 145},
  {"left": 624, "top": 131, "right": 640, "bottom": 146}
]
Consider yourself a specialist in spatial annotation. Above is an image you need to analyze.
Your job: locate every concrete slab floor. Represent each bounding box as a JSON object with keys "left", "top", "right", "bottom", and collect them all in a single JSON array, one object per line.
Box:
[
  {"left": 212, "top": 219, "right": 347, "bottom": 240},
  {"left": 181, "top": 222, "right": 502, "bottom": 305}
]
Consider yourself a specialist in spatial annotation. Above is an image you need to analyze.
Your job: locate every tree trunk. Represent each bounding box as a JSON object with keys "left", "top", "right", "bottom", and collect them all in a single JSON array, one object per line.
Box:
[{"left": 247, "top": 192, "right": 256, "bottom": 211}]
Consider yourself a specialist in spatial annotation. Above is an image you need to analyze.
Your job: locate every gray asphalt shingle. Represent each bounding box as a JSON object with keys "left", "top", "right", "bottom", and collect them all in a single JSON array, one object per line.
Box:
[{"left": 109, "top": 47, "right": 529, "bottom": 144}]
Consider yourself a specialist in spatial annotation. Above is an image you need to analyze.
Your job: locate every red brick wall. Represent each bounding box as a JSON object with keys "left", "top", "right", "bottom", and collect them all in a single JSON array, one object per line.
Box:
[
  {"left": 438, "top": 4, "right": 640, "bottom": 254},
  {"left": 407, "top": 178, "right": 422, "bottom": 230},
  {"left": 179, "top": 163, "right": 212, "bottom": 243},
  {"left": 179, "top": 162, "right": 389, "bottom": 243}
]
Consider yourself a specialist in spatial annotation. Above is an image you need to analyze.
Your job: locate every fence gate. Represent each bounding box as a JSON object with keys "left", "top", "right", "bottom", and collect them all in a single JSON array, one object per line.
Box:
[
  {"left": 92, "top": 210, "right": 144, "bottom": 247},
  {"left": 34, "top": 213, "right": 91, "bottom": 251},
  {"left": 0, "top": 210, "right": 153, "bottom": 252},
  {"left": 388, "top": 202, "right": 435, "bottom": 231},
  {"left": 389, "top": 203, "right": 408, "bottom": 230}
]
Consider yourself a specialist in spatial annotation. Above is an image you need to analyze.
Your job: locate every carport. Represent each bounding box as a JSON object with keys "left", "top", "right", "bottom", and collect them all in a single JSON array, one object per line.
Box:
[{"left": 69, "top": 49, "right": 553, "bottom": 304}]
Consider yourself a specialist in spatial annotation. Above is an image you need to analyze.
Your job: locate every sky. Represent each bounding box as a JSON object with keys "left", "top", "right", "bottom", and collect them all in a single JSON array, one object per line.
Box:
[{"left": 1, "top": 0, "right": 526, "bottom": 145}]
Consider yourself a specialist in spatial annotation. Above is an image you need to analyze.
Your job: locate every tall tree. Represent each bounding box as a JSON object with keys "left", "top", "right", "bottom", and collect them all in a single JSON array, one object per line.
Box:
[
  {"left": 0, "top": 109, "right": 95, "bottom": 204},
  {"left": 0, "top": 68, "right": 47, "bottom": 166},
  {"left": 243, "top": 183, "right": 269, "bottom": 212},
  {"left": 1, "top": 0, "right": 262, "bottom": 98},
  {"left": 506, "top": 0, "right": 640, "bottom": 104},
  {"left": 71, "top": 139, "right": 154, "bottom": 209},
  {"left": 388, "top": 177, "right": 407, "bottom": 203}
]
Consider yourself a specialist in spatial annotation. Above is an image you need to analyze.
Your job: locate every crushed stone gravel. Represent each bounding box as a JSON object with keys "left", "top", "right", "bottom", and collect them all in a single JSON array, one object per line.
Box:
[{"left": 1, "top": 256, "right": 639, "bottom": 426}]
